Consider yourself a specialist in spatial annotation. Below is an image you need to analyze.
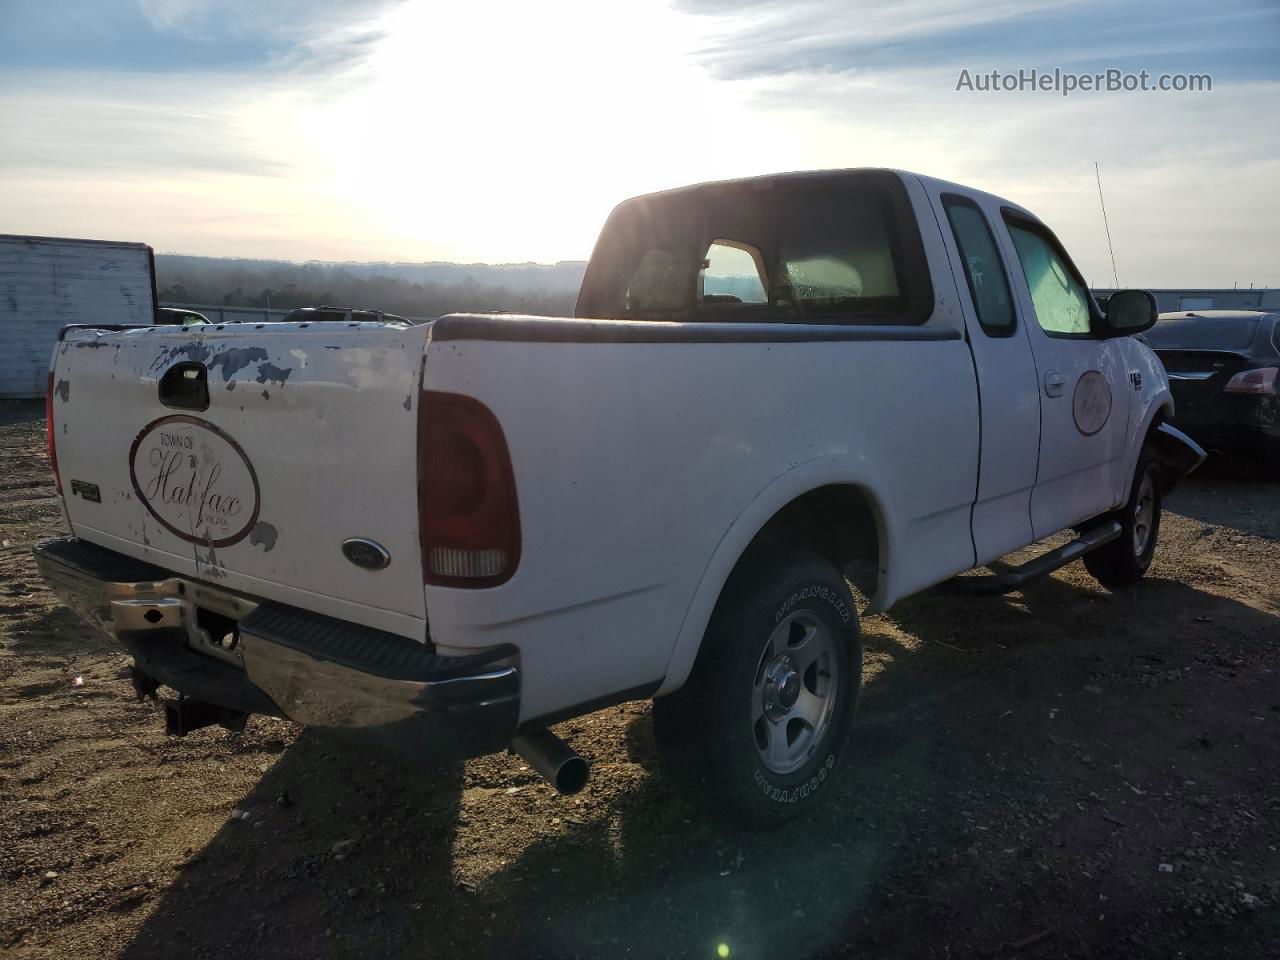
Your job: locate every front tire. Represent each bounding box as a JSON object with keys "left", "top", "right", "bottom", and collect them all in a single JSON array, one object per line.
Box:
[
  {"left": 1084, "top": 450, "right": 1161, "bottom": 587},
  {"left": 653, "top": 548, "right": 861, "bottom": 825}
]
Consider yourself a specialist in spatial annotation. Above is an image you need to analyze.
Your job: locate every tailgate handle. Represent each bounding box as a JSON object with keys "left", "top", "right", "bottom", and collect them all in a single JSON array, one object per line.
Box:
[{"left": 159, "top": 362, "right": 210, "bottom": 411}]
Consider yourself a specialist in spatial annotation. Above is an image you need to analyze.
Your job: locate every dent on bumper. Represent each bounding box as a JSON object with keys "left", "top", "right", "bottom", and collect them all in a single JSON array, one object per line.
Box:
[{"left": 31, "top": 537, "right": 520, "bottom": 762}]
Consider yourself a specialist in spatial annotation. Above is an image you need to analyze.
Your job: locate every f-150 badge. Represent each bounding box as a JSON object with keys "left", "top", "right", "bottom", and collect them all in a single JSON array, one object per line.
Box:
[
  {"left": 128, "top": 415, "right": 260, "bottom": 547},
  {"left": 1072, "top": 370, "right": 1112, "bottom": 437}
]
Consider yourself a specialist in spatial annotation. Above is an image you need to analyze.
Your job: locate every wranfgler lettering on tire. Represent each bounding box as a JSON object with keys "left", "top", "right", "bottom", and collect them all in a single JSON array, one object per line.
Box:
[{"left": 775, "top": 586, "right": 852, "bottom": 624}]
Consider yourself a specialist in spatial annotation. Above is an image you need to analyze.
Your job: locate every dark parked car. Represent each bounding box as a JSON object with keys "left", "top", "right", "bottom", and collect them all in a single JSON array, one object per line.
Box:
[
  {"left": 1147, "top": 310, "right": 1280, "bottom": 467},
  {"left": 281, "top": 305, "right": 411, "bottom": 324}
]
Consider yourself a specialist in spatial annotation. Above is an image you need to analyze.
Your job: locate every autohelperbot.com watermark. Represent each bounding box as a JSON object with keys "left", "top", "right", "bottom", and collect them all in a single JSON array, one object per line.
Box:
[{"left": 955, "top": 68, "right": 1212, "bottom": 96}]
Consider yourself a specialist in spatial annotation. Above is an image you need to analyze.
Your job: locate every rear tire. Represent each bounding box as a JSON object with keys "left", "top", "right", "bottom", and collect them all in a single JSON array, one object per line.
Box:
[
  {"left": 653, "top": 547, "right": 861, "bottom": 825},
  {"left": 1084, "top": 449, "right": 1161, "bottom": 587}
]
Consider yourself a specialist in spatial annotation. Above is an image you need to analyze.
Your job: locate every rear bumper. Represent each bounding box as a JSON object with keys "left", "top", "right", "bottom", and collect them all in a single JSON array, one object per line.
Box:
[
  {"left": 1167, "top": 387, "right": 1280, "bottom": 453},
  {"left": 32, "top": 537, "right": 520, "bottom": 762}
]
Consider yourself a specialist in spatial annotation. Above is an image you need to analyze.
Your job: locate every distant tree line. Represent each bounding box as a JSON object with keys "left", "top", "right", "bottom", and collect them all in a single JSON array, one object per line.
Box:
[{"left": 155, "top": 255, "right": 588, "bottom": 320}]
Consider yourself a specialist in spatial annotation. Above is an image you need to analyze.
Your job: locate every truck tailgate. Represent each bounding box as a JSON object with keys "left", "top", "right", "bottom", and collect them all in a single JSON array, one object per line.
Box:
[{"left": 50, "top": 322, "right": 429, "bottom": 638}]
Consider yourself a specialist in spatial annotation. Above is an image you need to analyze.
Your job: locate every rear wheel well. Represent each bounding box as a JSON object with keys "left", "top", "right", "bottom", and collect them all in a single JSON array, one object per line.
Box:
[{"left": 748, "top": 485, "right": 881, "bottom": 601}]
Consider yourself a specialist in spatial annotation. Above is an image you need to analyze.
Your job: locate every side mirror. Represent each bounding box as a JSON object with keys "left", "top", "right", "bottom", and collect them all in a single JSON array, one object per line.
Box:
[{"left": 1104, "top": 289, "right": 1157, "bottom": 336}]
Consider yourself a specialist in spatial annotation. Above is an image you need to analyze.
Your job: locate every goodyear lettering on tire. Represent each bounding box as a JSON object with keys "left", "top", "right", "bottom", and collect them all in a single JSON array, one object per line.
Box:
[{"left": 753, "top": 754, "right": 837, "bottom": 804}]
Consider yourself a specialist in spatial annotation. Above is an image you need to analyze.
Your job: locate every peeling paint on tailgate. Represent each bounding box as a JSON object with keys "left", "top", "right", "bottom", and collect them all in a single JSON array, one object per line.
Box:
[{"left": 52, "top": 322, "right": 431, "bottom": 638}]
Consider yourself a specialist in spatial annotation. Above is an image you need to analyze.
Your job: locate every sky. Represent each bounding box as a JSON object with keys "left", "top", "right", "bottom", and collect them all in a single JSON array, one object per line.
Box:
[{"left": 1, "top": 0, "right": 1277, "bottom": 286}]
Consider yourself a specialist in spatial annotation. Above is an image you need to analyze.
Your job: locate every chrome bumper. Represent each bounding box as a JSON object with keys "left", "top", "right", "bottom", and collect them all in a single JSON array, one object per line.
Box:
[{"left": 32, "top": 537, "right": 521, "bottom": 761}]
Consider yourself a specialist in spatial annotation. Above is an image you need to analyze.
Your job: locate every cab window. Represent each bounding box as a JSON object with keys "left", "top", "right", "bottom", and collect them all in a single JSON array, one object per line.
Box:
[
  {"left": 943, "top": 196, "right": 1014, "bottom": 336},
  {"left": 1005, "top": 218, "right": 1093, "bottom": 336}
]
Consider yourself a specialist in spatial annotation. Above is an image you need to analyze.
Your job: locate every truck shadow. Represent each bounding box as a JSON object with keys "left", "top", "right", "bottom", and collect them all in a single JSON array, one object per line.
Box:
[
  {"left": 116, "top": 570, "right": 1279, "bottom": 960},
  {"left": 1165, "top": 474, "right": 1280, "bottom": 542}
]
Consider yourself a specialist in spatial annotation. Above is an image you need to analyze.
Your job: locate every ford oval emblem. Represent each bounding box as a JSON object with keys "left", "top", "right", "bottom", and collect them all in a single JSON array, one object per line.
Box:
[{"left": 342, "top": 538, "right": 391, "bottom": 570}]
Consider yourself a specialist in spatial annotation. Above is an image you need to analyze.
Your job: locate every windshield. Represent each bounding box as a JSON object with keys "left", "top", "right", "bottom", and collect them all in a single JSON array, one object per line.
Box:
[
  {"left": 575, "top": 175, "right": 927, "bottom": 324},
  {"left": 1145, "top": 315, "right": 1261, "bottom": 351}
]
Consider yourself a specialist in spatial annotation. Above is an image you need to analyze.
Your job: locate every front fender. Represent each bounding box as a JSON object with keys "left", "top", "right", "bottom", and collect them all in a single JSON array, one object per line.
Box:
[
  {"left": 1116, "top": 338, "right": 1175, "bottom": 502},
  {"left": 655, "top": 455, "right": 895, "bottom": 697}
]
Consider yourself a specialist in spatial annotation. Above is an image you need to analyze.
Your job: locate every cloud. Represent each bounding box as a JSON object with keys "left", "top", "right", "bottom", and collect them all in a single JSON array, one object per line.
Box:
[
  {"left": 0, "top": 1, "right": 399, "bottom": 188},
  {"left": 660, "top": 0, "right": 1280, "bottom": 287},
  {"left": 714, "top": 57, "right": 1280, "bottom": 286},
  {"left": 0, "top": 72, "right": 289, "bottom": 179},
  {"left": 135, "top": 0, "right": 218, "bottom": 31},
  {"left": 681, "top": 0, "right": 1280, "bottom": 83},
  {"left": 0, "top": 0, "right": 398, "bottom": 74},
  {"left": 0, "top": 0, "right": 1275, "bottom": 280}
]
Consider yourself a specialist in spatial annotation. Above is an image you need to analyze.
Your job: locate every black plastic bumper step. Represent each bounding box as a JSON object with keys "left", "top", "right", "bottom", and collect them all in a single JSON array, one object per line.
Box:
[{"left": 238, "top": 603, "right": 516, "bottom": 683}]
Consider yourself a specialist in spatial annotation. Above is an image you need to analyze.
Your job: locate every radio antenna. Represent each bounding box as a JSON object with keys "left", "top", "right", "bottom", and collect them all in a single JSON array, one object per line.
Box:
[{"left": 1095, "top": 162, "right": 1120, "bottom": 289}]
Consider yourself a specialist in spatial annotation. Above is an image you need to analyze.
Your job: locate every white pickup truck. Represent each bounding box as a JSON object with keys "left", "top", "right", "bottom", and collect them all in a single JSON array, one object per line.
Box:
[{"left": 36, "top": 169, "right": 1203, "bottom": 823}]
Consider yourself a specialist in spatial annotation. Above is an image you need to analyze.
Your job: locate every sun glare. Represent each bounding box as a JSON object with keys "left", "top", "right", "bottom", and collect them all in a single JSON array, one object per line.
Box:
[{"left": 284, "top": 0, "right": 768, "bottom": 263}]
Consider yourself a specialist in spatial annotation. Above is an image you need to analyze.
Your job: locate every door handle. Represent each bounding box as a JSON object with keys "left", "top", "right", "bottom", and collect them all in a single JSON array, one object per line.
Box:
[{"left": 1044, "top": 370, "right": 1066, "bottom": 398}]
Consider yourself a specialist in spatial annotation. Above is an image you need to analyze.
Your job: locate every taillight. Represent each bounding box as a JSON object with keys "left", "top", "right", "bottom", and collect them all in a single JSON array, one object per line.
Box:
[
  {"left": 45, "top": 371, "right": 62, "bottom": 495},
  {"left": 1223, "top": 367, "right": 1278, "bottom": 395},
  {"left": 418, "top": 391, "right": 520, "bottom": 587}
]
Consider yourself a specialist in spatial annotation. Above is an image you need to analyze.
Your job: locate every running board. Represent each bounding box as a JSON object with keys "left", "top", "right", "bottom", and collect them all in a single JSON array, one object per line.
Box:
[{"left": 944, "top": 521, "right": 1123, "bottom": 596}]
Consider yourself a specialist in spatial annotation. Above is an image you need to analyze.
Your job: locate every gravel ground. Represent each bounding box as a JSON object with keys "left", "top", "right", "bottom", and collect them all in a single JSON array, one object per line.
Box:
[{"left": 2, "top": 399, "right": 1277, "bottom": 960}]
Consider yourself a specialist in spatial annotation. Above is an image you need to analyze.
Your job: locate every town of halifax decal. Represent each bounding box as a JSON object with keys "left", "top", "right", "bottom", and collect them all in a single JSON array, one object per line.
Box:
[
  {"left": 1072, "top": 370, "right": 1113, "bottom": 437},
  {"left": 129, "top": 416, "right": 260, "bottom": 547}
]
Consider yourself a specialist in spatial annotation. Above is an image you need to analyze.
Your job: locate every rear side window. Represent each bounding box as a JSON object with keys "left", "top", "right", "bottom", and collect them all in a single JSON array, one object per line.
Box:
[
  {"left": 578, "top": 172, "right": 934, "bottom": 325},
  {"left": 1005, "top": 217, "right": 1094, "bottom": 336},
  {"left": 942, "top": 196, "right": 1015, "bottom": 336}
]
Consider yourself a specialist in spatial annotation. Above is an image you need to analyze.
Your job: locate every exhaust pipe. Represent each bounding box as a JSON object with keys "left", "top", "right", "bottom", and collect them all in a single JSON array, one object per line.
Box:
[
  {"left": 511, "top": 729, "right": 590, "bottom": 795},
  {"left": 163, "top": 699, "right": 248, "bottom": 736}
]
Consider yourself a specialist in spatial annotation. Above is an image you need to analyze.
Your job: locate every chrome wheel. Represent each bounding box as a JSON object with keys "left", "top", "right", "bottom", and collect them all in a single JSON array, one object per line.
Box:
[
  {"left": 752, "top": 610, "right": 839, "bottom": 775},
  {"left": 1133, "top": 467, "right": 1156, "bottom": 556}
]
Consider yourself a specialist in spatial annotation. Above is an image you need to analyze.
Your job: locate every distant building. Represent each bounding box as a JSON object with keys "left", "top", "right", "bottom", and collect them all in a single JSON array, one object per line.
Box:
[{"left": 1092, "top": 288, "right": 1279, "bottom": 313}]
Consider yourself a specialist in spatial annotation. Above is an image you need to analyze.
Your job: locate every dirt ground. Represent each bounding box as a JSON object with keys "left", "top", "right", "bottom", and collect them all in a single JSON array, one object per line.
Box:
[{"left": 2, "top": 399, "right": 1277, "bottom": 960}]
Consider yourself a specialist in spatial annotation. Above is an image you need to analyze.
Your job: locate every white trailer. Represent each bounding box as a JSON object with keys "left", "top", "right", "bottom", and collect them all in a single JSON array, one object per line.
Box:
[{"left": 0, "top": 235, "right": 156, "bottom": 399}]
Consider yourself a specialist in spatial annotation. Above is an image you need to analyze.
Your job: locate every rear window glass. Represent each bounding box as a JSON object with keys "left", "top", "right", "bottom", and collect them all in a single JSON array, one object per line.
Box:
[
  {"left": 576, "top": 174, "right": 932, "bottom": 325},
  {"left": 703, "top": 241, "right": 768, "bottom": 303},
  {"left": 1145, "top": 317, "right": 1260, "bottom": 351}
]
